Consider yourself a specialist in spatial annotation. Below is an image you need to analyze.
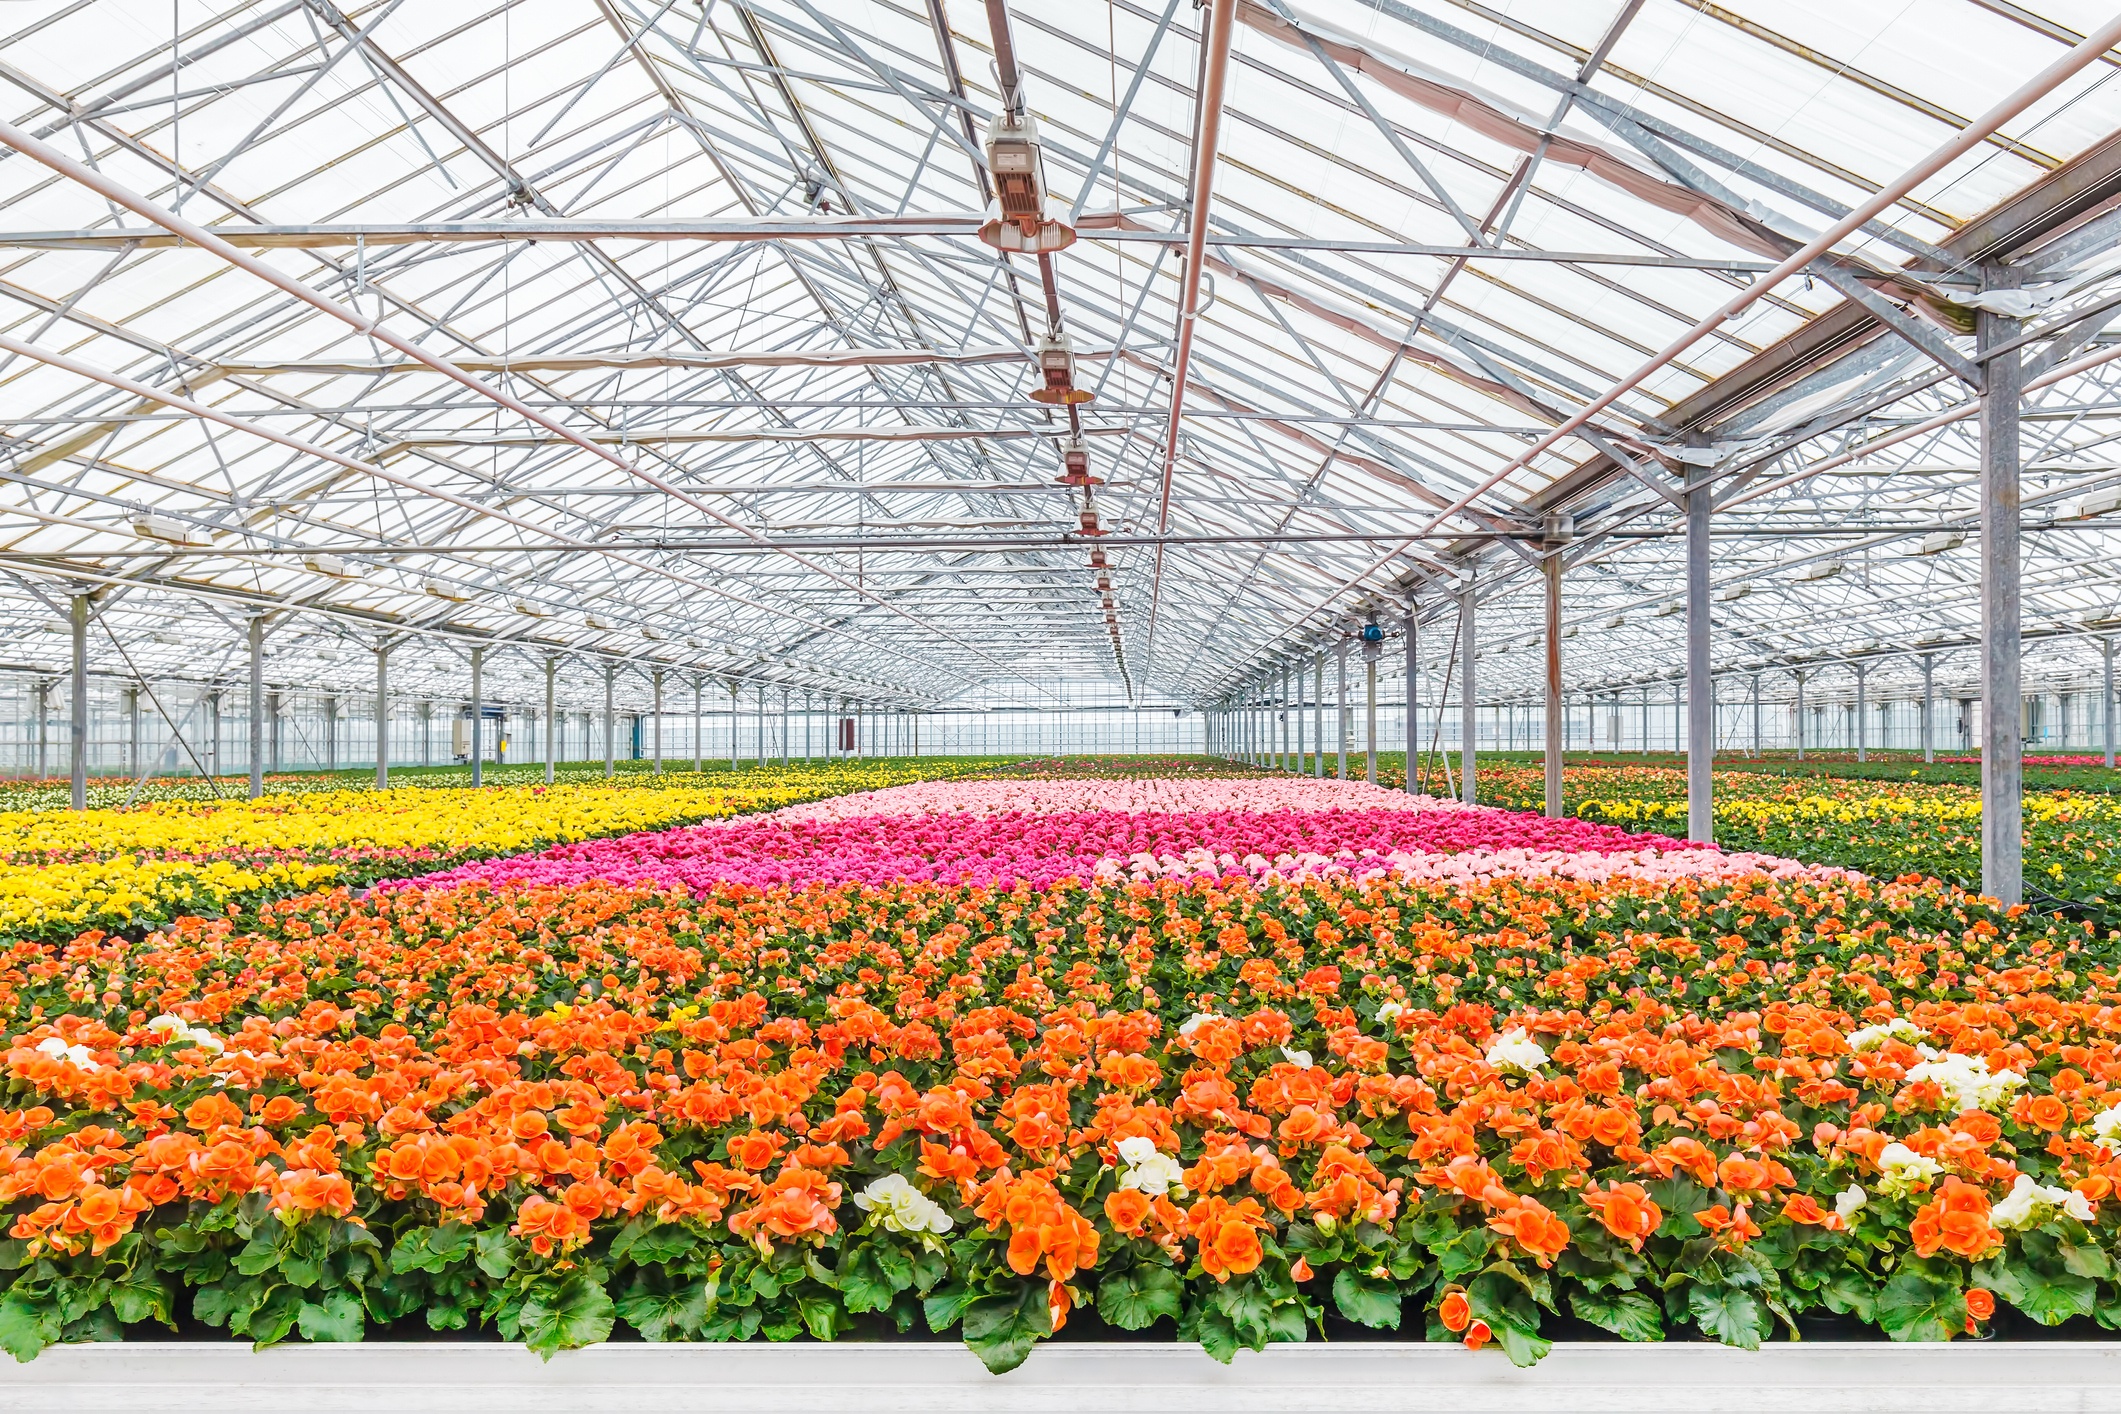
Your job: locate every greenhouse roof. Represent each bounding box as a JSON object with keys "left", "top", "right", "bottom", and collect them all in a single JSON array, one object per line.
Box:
[{"left": 3, "top": 0, "right": 2121, "bottom": 712}]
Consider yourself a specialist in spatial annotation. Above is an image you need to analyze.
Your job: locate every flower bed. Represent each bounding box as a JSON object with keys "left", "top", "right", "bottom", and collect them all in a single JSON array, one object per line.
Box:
[
  {"left": 1450, "top": 762, "right": 2121, "bottom": 907},
  {"left": 2, "top": 774, "right": 2119, "bottom": 1374},
  {"left": 0, "top": 763, "right": 994, "bottom": 938}
]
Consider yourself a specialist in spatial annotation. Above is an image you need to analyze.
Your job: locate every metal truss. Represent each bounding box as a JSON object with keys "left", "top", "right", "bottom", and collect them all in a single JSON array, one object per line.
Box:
[{"left": 0, "top": 0, "right": 2118, "bottom": 727}]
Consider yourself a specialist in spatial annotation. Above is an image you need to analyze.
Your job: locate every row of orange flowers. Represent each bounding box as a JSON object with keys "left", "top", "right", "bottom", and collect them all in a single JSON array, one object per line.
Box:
[{"left": 0, "top": 863, "right": 2115, "bottom": 1366}]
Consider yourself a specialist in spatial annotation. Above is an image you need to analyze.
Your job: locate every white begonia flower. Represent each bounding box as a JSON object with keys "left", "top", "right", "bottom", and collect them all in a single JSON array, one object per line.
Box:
[
  {"left": 1845, "top": 1018, "right": 1925, "bottom": 1052},
  {"left": 1834, "top": 1185, "right": 1868, "bottom": 1221},
  {"left": 2091, "top": 1103, "right": 2121, "bottom": 1148},
  {"left": 1875, "top": 1142, "right": 1943, "bottom": 1195},
  {"left": 1114, "top": 1137, "right": 1187, "bottom": 1198},
  {"left": 1903, "top": 1049, "right": 2024, "bottom": 1113},
  {"left": 1990, "top": 1172, "right": 2096, "bottom": 1231},
  {"left": 1375, "top": 1001, "right": 1405, "bottom": 1027},
  {"left": 1280, "top": 1047, "right": 1315, "bottom": 1070},
  {"left": 34, "top": 1037, "right": 98, "bottom": 1071},
  {"left": 1178, "top": 1013, "right": 1218, "bottom": 1038},
  {"left": 1484, "top": 1027, "right": 1548, "bottom": 1076},
  {"left": 145, "top": 1013, "right": 223, "bottom": 1053},
  {"left": 851, "top": 1174, "right": 953, "bottom": 1235}
]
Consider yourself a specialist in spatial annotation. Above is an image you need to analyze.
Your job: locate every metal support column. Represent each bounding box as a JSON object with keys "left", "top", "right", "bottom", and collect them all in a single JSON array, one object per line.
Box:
[
  {"left": 1854, "top": 663, "right": 1869, "bottom": 764},
  {"left": 1980, "top": 267, "right": 2023, "bottom": 905},
  {"left": 1281, "top": 662, "right": 1292, "bottom": 771},
  {"left": 1543, "top": 549, "right": 1563, "bottom": 818},
  {"left": 781, "top": 688, "right": 791, "bottom": 767},
  {"left": 652, "top": 667, "right": 664, "bottom": 774},
  {"left": 1922, "top": 653, "right": 1937, "bottom": 765},
  {"left": 1406, "top": 609, "right": 1420, "bottom": 796},
  {"left": 68, "top": 593, "right": 87, "bottom": 809},
  {"left": 1313, "top": 654, "right": 1326, "bottom": 778},
  {"left": 374, "top": 638, "right": 389, "bottom": 790},
  {"left": 248, "top": 616, "right": 265, "bottom": 799},
  {"left": 1750, "top": 673, "right": 1762, "bottom": 759},
  {"left": 2106, "top": 641, "right": 2115, "bottom": 770},
  {"left": 469, "top": 645, "right": 484, "bottom": 788},
  {"left": 1364, "top": 644, "right": 1378, "bottom": 785},
  {"left": 1685, "top": 484, "right": 1713, "bottom": 843},
  {"left": 730, "top": 682, "right": 741, "bottom": 769},
  {"left": 1335, "top": 643, "right": 1349, "bottom": 780},
  {"left": 695, "top": 678, "right": 706, "bottom": 773},
  {"left": 1460, "top": 571, "right": 1478, "bottom": 805},
  {"left": 1795, "top": 671, "right": 1807, "bottom": 760},
  {"left": 604, "top": 663, "right": 617, "bottom": 778},
  {"left": 544, "top": 657, "right": 558, "bottom": 784}
]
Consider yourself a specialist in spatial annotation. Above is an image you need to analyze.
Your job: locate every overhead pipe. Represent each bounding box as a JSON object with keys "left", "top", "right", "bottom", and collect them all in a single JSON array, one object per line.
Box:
[{"left": 1143, "top": 0, "right": 1238, "bottom": 684}]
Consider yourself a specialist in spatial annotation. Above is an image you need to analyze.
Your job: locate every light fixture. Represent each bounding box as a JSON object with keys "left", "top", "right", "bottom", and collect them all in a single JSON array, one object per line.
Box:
[
  {"left": 1057, "top": 437, "right": 1101, "bottom": 486},
  {"left": 1714, "top": 583, "right": 1751, "bottom": 602},
  {"left": 130, "top": 513, "right": 213, "bottom": 547},
  {"left": 977, "top": 110, "right": 1074, "bottom": 254},
  {"left": 303, "top": 554, "right": 361, "bottom": 579},
  {"left": 511, "top": 599, "right": 549, "bottom": 617},
  {"left": 422, "top": 578, "right": 472, "bottom": 602},
  {"left": 1028, "top": 332, "right": 1092, "bottom": 405},
  {"left": 2067, "top": 489, "right": 2121, "bottom": 520},
  {"left": 1792, "top": 559, "right": 1844, "bottom": 581},
  {"left": 1917, "top": 531, "right": 1965, "bottom": 555}
]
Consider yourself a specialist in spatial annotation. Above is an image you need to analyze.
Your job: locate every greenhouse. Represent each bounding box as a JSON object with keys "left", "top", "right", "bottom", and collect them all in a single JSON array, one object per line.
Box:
[{"left": 4, "top": 0, "right": 2121, "bottom": 1405}]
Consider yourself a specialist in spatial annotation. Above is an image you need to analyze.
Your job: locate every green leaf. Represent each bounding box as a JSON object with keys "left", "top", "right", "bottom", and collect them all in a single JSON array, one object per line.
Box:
[
  {"left": 835, "top": 1243, "right": 902, "bottom": 1315},
  {"left": 1331, "top": 1268, "right": 1402, "bottom": 1330},
  {"left": 473, "top": 1229, "right": 520, "bottom": 1281},
  {"left": 1490, "top": 1316, "right": 1552, "bottom": 1369},
  {"left": 107, "top": 1275, "right": 173, "bottom": 1328},
  {"left": 1571, "top": 1287, "right": 1663, "bottom": 1342},
  {"left": 610, "top": 1219, "right": 699, "bottom": 1267},
  {"left": 246, "top": 1285, "right": 303, "bottom": 1348},
  {"left": 960, "top": 1283, "right": 1050, "bottom": 1376},
  {"left": 1191, "top": 1305, "right": 1240, "bottom": 1365},
  {"left": 390, "top": 1225, "right": 472, "bottom": 1276},
  {"left": 515, "top": 1275, "right": 616, "bottom": 1358},
  {"left": 1096, "top": 1265, "right": 1183, "bottom": 1331},
  {"left": 2058, "top": 1236, "right": 2113, "bottom": 1281},
  {"left": 1876, "top": 1271, "right": 1963, "bottom": 1343},
  {"left": 615, "top": 1274, "right": 714, "bottom": 1342},
  {"left": 1818, "top": 1267, "right": 1877, "bottom": 1324},
  {"left": 233, "top": 1232, "right": 280, "bottom": 1278},
  {"left": 297, "top": 1289, "right": 365, "bottom": 1343},
  {"left": 797, "top": 1294, "right": 850, "bottom": 1342},
  {"left": 0, "top": 1295, "right": 59, "bottom": 1363},
  {"left": 1688, "top": 1284, "right": 1766, "bottom": 1350},
  {"left": 1987, "top": 1260, "right": 2096, "bottom": 1327},
  {"left": 921, "top": 1280, "right": 982, "bottom": 1334}
]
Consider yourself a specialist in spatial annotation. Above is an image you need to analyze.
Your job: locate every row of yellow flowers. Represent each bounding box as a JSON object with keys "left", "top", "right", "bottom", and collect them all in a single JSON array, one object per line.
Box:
[{"left": 0, "top": 761, "right": 993, "bottom": 937}]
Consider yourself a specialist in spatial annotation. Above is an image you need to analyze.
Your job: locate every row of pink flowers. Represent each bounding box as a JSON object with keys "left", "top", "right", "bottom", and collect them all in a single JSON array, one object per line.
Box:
[
  {"left": 768, "top": 777, "right": 1453, "bottom": 821},
  {"left": 411, "top": 801, "right": 1699, "bottom": 893}
]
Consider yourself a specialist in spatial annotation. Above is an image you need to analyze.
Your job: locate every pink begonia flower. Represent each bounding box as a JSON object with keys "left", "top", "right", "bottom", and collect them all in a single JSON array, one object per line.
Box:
[{"left": 394, "top": 776, "right": 1850, "bottom": 894}]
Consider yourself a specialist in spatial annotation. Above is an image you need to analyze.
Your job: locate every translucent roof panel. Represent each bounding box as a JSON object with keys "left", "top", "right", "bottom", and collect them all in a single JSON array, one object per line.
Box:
[{"left": 0, "top": 0, "right": 2118, "bottom": 712}]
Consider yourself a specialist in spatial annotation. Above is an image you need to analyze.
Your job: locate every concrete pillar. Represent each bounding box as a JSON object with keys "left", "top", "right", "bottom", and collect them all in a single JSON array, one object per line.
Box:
[
  {"left": 248, "top": 616, "right": 265, "bottom": 799},
  {"left": 1459, "top": 571, "right": 1477, "bottom": 805},
  {"left": 1685, "top": 483, "right": 1713, "bottom": 844},
  {"left": 374, "top": 638, "right": 390, "bottom": 789},
  {"left": 324, "top": 695, "right": 337, "bottom": 773},
  {"left": 1980, "top": 265, "right": 2023, "bottom": 904},
  {"left": 469, "top": 645, "right": 484, "bottom": 788},
  {"left": 604, "top": 663, "right": 617, "bottom": 778},
  {"left": 69, "top": 593, "right": 88, "bottom": 809}
]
